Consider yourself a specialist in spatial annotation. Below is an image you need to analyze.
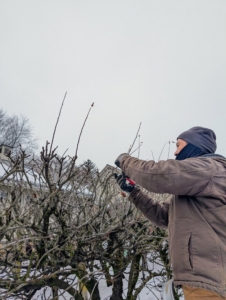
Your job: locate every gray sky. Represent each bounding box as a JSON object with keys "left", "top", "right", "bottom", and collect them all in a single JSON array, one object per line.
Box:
[{"left": 0, "top": 0, "right": 225, "bottom": 170}]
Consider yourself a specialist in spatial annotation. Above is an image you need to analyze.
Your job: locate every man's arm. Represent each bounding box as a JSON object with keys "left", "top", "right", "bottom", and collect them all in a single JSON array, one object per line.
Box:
[
  {"left": 129, "top": 186, "right": 170, "bottom": 228},
  {"left": 119, "top": 155, "right": 213, "bottom": 196}
]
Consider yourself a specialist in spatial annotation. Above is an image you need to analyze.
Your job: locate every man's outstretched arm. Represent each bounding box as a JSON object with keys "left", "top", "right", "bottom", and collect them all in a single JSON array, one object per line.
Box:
[
  {"left": 129, "top": 186, "right": 171, "bottom": 228},
  {"left": 116, "top": 153, "right": 213, "bottom": 196}
]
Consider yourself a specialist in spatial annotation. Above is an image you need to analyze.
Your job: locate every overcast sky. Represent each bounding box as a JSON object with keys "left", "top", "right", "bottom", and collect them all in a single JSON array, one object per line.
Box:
[{"left": 0, "top": 1, "right": 225, "bottom": 170}]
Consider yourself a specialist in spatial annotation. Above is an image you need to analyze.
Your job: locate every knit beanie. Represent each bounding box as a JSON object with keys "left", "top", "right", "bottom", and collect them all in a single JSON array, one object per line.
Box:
[{"left": 177, "top": 126, "right": 217, "bottom": 154}]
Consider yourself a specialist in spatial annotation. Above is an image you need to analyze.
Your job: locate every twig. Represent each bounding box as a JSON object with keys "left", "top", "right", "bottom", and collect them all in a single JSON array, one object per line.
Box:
[
  {"left": 130, "top": 142, "right": 143, "bottom": 156},
  {"left": 128, "top": 122, "right": 142, "bottom": 154},
  {"left": 75, "top": 103, "right": 94, "bottom": 158},
  {"left": 167, "top": 141, "right": 171, "bottom": 159},
  {"left": 158, "top": 141, "right": 168, "bottom": 161},
  {"left": 62, "top": 148, "right": 69, "bottom": 158},
  {"left": 138, "top": 135, "right": 141, "bottom": 158},
  {"left": 50, "top": 92, "right": 67, "bottom": 154}
]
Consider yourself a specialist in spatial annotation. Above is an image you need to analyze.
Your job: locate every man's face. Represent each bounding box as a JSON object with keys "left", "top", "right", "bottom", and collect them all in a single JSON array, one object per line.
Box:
[{"left": 174, "top": 139, "right": 188, "bottom": 157}]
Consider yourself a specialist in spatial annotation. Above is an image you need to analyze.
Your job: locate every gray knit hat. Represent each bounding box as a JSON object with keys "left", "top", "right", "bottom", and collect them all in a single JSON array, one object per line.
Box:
[{"left": 177, "top": 126, "right": 217, "bottom": 154}]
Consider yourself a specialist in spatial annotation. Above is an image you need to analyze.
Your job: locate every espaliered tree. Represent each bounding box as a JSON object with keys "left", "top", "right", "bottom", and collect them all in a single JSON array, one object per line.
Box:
[{"left": 0, "top": 99, "right": 179, "bottom": 299}]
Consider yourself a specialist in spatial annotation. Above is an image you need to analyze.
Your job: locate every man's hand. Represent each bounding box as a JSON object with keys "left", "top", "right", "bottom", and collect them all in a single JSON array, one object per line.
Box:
[
  {"left": 114, "top": 173, "right": 135, "bottom": 193},
  {"left": 115, "top": 153, "right": 128, "bottom": 169}
]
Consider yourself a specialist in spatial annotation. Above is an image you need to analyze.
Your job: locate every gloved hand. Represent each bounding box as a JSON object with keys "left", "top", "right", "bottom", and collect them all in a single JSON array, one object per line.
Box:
[
  {"left": 114, "top": 173, "right": 136, "bottom": 193},
  {"left": 114, "top": 153, "right": 128, "bottom": 169}
]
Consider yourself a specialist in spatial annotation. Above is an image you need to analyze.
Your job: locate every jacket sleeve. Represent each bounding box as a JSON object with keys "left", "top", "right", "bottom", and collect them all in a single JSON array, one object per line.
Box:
[
  {"left": 121, "top": 155, "right": 213, "bottom": 196},
  {"left": 129, "top": 186, "right": 170, "bottom": 228}
]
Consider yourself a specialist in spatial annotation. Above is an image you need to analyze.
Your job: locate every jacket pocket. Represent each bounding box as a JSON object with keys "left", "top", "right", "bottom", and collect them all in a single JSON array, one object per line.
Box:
[
  {"left": 168, "top": 222, "right": 194, "bottom": 275},
  {"left": 169, "top": 218, "right": 221, "bottom": 283},
  {"left": 188, "top": 233, "right": 193, "bottom": 269}
]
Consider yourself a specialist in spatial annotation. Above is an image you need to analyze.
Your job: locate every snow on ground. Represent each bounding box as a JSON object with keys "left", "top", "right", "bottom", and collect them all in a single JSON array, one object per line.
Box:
[
  {"left": 34, "top": 261, "right": 163, "bottom": 300},
  {"left": 33, "top": 277, "right": 161, "bottom": 300}
]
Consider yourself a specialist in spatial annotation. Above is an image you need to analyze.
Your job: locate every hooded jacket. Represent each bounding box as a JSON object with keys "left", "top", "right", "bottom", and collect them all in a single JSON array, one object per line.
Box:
[{"left": 119, "top": 154, "right": 226, "bottom": 297}]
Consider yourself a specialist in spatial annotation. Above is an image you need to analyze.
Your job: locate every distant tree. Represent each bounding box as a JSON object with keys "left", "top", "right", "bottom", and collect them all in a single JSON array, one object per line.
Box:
[{"left": 0, "top": 108, "right": 38, "bottom": 154}]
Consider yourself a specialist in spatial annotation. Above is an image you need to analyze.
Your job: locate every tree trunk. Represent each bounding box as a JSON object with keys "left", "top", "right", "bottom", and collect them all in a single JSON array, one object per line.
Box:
[
  {"left": 110, "top": 273, "right": 123, "bottom": 300},
  {"left": 74, "top": 265, "right": 101, "bottom": 300},
  {"left": 126, "top": 254, "right": 142, "bottom": 300},
  {"left": 52, "top": 286, "right": 58, "bottom": 300}
]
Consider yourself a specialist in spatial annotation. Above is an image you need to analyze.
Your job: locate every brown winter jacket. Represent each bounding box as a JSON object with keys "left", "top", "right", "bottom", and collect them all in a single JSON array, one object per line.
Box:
[{"left": 119, "top": 154, "right": 226, "bottom": 297}]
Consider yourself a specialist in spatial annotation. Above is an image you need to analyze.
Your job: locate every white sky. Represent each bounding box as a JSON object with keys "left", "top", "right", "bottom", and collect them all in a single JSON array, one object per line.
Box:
[{"left": 0, "top": 0, "right": 225, "bottom": 170}]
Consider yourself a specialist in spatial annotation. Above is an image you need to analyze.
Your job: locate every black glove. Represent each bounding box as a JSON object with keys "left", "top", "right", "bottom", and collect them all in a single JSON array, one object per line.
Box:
[
  {"left": 114, "top": 173, "right": 135, "bottom": 193},
  {"left": 114, "top": 153, "right": 128, "bottom": 169}
]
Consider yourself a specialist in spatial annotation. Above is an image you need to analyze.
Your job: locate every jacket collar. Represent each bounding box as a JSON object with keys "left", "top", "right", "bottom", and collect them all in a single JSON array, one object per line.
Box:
[{"left": 201, "top": 153, "right": 225, "bottom": 159}]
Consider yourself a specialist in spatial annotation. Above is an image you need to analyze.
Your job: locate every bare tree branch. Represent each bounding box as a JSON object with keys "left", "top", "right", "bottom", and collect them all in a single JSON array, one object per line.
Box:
[
  {"left": 50, "top": 92, "right": 67, "bottom": 154},
  {"left": 75, "top": 103, "right": 94, "bottom": 158},
  {"left": 128, "top": 122, "right": 142, "bottom": 154}
]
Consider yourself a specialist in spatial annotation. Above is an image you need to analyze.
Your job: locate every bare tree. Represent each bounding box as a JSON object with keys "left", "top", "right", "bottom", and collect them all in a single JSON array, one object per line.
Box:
[
  {"left": 0, "top": 102, "right": 180, "bottom": 299},
  {"left": 0, "top": 108, "right": 38, "bottom": 154},
  {"left": 0, "top": 143, "right": 177, "bottom": 300}
]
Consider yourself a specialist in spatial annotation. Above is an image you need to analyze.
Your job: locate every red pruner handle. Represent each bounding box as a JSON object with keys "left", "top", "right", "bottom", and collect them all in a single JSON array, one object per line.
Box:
[{"left": 125, "top": 177, "right": 135, "bottom": 185}]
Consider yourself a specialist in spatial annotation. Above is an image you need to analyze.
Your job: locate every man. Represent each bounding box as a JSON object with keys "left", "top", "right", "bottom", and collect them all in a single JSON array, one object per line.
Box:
[{"left": 115, "top": 126, "right": 226, "bottom": 300}]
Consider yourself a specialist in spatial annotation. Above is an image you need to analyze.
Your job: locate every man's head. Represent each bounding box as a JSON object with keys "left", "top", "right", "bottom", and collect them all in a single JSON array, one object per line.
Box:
[{"left": 174, "top": 126, "right": 217, "bottom": 159}]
